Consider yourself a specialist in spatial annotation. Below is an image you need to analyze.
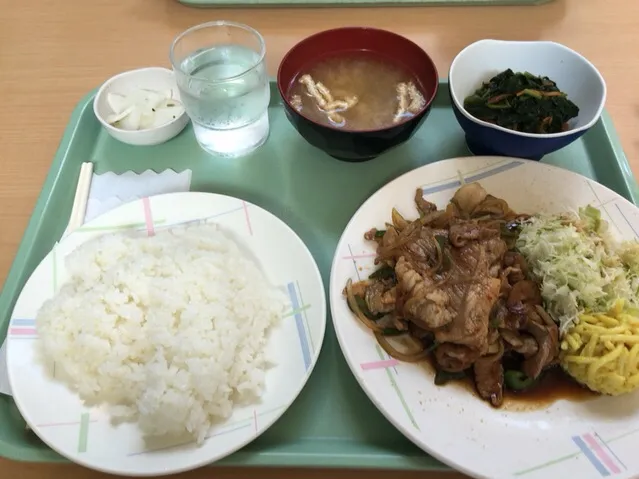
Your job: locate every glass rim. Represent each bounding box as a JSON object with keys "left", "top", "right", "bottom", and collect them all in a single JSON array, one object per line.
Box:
[{"left": 169, "top": 21, "right": 266, "bottom": 84}]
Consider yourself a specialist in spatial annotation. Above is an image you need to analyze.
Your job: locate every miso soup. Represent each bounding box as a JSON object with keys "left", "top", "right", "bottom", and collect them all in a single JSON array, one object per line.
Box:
[{"left": 287, "top": 51, "right": 426, "bottom": 131}]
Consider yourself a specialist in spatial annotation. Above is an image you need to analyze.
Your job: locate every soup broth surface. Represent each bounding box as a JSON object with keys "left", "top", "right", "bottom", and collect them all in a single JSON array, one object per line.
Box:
[{"left": 287, "top": 50, "right": 425, "bottom": 131}]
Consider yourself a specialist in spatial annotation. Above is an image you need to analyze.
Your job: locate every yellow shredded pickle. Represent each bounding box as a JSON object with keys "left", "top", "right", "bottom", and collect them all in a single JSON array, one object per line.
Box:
[{"left": 561, "top": 300, "right": 639, "bottom": 395}]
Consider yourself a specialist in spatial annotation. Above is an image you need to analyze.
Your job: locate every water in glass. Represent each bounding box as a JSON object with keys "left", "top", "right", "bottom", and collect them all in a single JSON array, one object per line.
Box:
[{"left": 178, "top": 44, "right": 270, "bottom": 157}]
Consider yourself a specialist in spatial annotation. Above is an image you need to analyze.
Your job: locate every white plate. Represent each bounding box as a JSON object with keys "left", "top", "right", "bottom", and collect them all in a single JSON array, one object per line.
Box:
[
  {"left": 7, "top": 192, "right": 326, "bottom": 476},
  {"left": 329, "top": 157, "right": 639, "bottom": 479}
]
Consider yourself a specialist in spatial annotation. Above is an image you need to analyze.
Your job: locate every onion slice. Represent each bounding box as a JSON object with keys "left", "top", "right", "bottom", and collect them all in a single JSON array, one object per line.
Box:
[
  {"left": 104, "top": 88, "right": 184, "bottom": 131},
  {"left": 345, "top": 279, "right": 383, "bottom": 333},
  {"left": 375, "top": 332, "right": 430, "bottom": 362}
]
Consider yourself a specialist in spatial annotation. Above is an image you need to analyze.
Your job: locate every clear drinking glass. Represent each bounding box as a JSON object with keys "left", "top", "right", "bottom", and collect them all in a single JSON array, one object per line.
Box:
[{"left": 170, "top": 21, "right": 270, "bottom": 157}]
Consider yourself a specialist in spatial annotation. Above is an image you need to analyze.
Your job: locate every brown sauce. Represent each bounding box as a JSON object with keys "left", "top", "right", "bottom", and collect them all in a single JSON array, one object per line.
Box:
[
  {"left": 422, "top": 355, "right": 598, "bottom": 411},
  {"left": 501, "top": 367, "right": 598, "bottom": 411}
]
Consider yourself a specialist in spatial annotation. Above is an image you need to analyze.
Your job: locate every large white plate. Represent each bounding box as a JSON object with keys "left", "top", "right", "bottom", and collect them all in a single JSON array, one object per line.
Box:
[
  {"left": 329, "top": 157, "right": 639, "bottom": 479},
  {"left": 7, "top": 192, "right": 326, "bottom": 476}
]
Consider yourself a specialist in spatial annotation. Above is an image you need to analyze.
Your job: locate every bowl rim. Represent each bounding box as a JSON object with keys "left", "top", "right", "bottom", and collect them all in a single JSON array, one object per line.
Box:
[
  {"left": 448, "top": 39, "right": 607, "bottom": 139},
  {"left": 93, "top": 66, "right": 188, "bottom": 135},
  {"left": 169, "top": 21, "right": 267, "bottom": 84},
  {"left": 276, "top": 26, "right": 439, "bottom": 134}
]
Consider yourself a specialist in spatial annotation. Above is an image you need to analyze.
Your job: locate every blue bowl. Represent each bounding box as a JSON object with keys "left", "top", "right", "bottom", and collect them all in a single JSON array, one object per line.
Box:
[{"left": 448, "top": 40, "right": 607, "bottom": 161}]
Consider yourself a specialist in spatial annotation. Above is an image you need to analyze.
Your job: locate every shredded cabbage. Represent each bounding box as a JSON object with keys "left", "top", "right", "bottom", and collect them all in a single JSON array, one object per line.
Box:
[{"left": 516, "top": 205, "right": 639, "bottom": 335}]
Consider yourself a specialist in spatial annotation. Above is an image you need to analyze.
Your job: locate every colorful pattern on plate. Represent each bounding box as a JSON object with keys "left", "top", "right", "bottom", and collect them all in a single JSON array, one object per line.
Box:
[
  {"left": 6, "top": 192, "right": 326, "bottom": 476},
  {"left": 330, "top": 157, "right": 639, "bottom": 479}
]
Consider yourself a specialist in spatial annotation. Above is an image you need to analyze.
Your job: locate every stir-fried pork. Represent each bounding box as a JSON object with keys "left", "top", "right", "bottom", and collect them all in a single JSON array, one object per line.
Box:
[{"left": 344, "top": 182, "right": 561, "bottom": 408}]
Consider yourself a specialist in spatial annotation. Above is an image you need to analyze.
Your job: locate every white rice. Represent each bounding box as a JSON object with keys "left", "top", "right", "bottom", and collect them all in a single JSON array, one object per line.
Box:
[{"left": 36, "top": 222, "right": 287, "bottom": 444}]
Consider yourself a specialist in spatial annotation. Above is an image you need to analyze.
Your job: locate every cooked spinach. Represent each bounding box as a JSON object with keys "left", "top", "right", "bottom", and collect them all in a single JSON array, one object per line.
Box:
[{"left": 463, "top": 69, "right": 579, "bottom": 134}]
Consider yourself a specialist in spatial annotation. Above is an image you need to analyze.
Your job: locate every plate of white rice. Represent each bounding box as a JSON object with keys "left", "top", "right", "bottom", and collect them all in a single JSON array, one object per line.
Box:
[{"left": 6, "top": 192, "right": 326, "bottom": 476}]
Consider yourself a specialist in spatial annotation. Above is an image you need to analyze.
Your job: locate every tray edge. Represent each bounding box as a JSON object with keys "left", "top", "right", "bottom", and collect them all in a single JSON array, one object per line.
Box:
[
  {"left": 177, "top": 0, "right": 552, "bottom": 6},
  {"left": 0, "top": 80, "right": 636, "bottom": 469},
  {"left": 598, "top": 110, "right": 639, "bottom": 204},
  {"left": 0, "top": 90, "right": 97, "bottom": 463}
]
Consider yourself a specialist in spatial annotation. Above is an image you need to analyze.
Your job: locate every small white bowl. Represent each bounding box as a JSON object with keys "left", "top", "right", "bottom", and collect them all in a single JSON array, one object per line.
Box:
[{"left": 93, "top": 67, "right": 189, "bottom": 146}]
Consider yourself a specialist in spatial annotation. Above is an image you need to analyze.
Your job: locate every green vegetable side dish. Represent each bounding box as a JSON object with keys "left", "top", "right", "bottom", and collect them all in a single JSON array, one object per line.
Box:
[{"left": 463, "top": 69, "right": 580, "bottom": 134}]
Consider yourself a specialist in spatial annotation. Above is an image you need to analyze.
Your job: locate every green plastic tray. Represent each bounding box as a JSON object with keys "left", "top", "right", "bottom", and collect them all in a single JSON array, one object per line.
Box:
[
  {"left": 0, "top": 80, "right": 637, "bottom": 469},
  {"left": 178, "top": 0, "right": 551, "bottom": 6}
]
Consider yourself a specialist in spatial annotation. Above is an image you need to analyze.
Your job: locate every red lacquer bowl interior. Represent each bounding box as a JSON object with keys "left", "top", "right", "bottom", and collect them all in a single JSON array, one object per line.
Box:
[{"left": 277, "top": 26, "right": 439, "bottom": 132}]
